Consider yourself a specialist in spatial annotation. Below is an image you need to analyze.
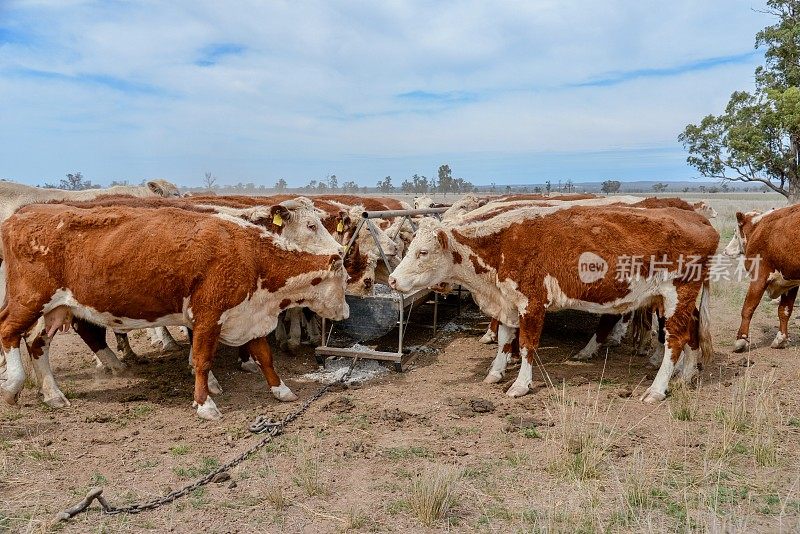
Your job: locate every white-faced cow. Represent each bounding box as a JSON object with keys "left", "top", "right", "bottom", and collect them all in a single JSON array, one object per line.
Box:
[
  {"left": 388, "top": 204, "right": 718, "bottom": 402},
  {"left": 0, "top": 203, "right": 348, "bottom": 419},
  {"left": 724, "top": 206, "right": 800, "bottom": 351}
]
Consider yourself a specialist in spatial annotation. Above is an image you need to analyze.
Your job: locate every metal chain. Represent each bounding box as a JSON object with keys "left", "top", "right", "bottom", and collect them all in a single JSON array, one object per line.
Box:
[{"left": 57, "top": 356, "right": 359, "bottom": 522}]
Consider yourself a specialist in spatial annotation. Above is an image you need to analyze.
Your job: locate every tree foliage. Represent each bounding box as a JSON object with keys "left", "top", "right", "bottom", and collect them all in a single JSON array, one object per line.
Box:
[
  {"left": 601, "top": 180, "right": 621, "bottom": 194},
  {"left": 680, "top": 0, "right": 800, "bottom": 201},
  {"left": 44, "top": 172, "right": 98, "bottom": 190}
]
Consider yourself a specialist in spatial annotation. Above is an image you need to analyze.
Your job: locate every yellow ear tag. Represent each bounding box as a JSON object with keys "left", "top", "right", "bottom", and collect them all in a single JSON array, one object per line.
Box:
[
  {"left": 336, "top": 221, "right": 344, "bottom": 233},
  {"left": 272, "top": 213, "right": 283, "bottom": 227},
  {"left": 343, "top": 245, "right": 349, "bottom": 254}
]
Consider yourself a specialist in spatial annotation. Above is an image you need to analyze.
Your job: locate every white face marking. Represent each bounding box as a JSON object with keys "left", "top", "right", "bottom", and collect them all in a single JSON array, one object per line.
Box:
[{"left": 389, "top": 220, "right": 453, "bottom": 293}]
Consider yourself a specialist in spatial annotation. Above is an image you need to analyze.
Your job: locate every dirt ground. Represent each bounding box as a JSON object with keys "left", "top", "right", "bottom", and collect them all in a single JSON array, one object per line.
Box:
[{"left": 2, "top": 195, "right": 800, "bottom": 533}]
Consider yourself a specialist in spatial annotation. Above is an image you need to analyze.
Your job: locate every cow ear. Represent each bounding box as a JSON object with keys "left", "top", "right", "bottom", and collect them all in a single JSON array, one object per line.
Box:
[
  {"left": 147, "top": 180, "right": 164, "bottom": 196},
  {"left": 735, "top": 212, "right": 745, "bottom": 226},
  {"left": 269, "top": 205, "right": 291, "bottom": 227},
  {"left": 436, "top": 230, "right": 449, "bottom": 250}
]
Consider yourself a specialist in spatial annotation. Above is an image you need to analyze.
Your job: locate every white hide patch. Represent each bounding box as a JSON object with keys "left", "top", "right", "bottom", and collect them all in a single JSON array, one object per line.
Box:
[
  {"left": 542, "top": 274, "right": 677, "bottom": 318},
  {"left": 43, "top": 289, "right": 189, "bottom": 332}
]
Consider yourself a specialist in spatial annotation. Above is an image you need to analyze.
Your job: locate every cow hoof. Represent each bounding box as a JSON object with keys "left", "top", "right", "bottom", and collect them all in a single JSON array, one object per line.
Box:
[
  {"left": 43, "top": 391, "right": 71, "bottom": 408},
  {"left": 207, "top": 372, "right": 223, "bottom": 395},
  {"left": 271, "top": 381, "right": 299, "bottom": 402},
  {"left": 506, "top": 382, "right": 531, "bottom": 398},
  {"left": 0, "top": 386, "right": 20, "bottom": 405},
  {"left": 770, "top": 333, "right": 788, "bottom": 349},
  {"left": 194, "top": 398, "right": 222, "bottom": 421},
  {"left": 162, "top": 341, "right": 182, "bottom": 352},
  {"left": 572, "top": 349, "right": 595, "bottom": 361},
  {"left": 110, "top": 363, "right": 129, "bottom": 376},
  {"left": 479, "top": 332, "right": 496, "bottom": 344},
  {"left": 733, "top": 338, "right": 749, "bottom": 353},
  {"left": 483, "top": 371, "right": 503, "bottom": 384},
  {"left": 240, "top": 358, "right": 261, "bottom": 374},
  {"left": 640, "top": 389, "right": 667, "bottom": 403}
]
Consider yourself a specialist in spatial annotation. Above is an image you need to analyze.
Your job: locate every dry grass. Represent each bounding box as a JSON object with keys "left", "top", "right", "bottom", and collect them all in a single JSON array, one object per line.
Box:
[
  {"left": 407, "top": 467, "right": 459, "bottom": 526},
  {"left": 669, "top": 381, "right": 698, "bottom": 422}
]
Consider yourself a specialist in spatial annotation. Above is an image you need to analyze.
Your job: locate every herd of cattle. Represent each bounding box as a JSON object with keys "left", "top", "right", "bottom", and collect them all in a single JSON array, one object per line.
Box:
[{"left": 0, "top": 179, "right": 797, "bottom": 421}]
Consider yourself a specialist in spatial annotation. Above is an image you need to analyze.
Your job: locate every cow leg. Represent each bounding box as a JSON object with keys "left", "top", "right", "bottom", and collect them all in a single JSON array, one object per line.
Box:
[
  {"left": 484, "top": 324, "right": 517, "bottom": 383},
  {"left": 74, "top": 320, "right": 128, "bottom": 375},
  {"left": 239, "top": 346, "right": 261, "bottom": 373},
  {"left": 507, "top": 309, "right": 545, "bottom": 397},
  {"left": 27, "top": 331, "right": 70, "bottom": 408},
  {"left": 574, "top": 314, "right": 620, "bottom": 360},
  {"left": 642, "top": 285, "right": 700, "bottom": 403},
  {"left": 608, "top": 313, "right": 630, "bottom": 345},
  {"left": 184, "top": 328, "right": 221, "bottom": 393},
  {"left": 304, "top": 311, "right": 321, "bottom": 345},
  {"left": 286, "top": 308, "right": 303, "bottom": 352},
  {"left": 115, "top": 332, "right": 139, "bottom": 362},
  {"left": 0, "top": 301, "right": 44, "bottom": 404},
  {"left": 648, "top": 314, "right": 666, "bottom": 366},
  {"left": 148, "top": 327, "right": 181, "bottom": 351},
  {"left": 246, "top": 337, "right": 298, "bottom": 402},
  {"left": 190, "top": 323, "right": 222, "bottom": 420},
  {"left": 734, "top": 273, "right": 770, "bottom": 352},
  {"left": 480, "top": 318, "right": 499, "bottom": 344},
  {"left": 275, "top": 312, "right": 288, "bottom": 349},
  {"left": 772, "top": 287, "right": 798, "bottom": 349}
]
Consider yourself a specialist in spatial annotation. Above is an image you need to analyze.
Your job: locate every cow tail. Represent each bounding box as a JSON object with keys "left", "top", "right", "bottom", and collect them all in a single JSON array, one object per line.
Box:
[{"left": 699, "top": 278, "right": 713, "bottom": 365}]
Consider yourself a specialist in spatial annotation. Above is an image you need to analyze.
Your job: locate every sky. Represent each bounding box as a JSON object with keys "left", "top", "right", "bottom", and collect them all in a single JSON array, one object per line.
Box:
[{"left": 0, "top": 0, "right": 774, "bottom": 187}]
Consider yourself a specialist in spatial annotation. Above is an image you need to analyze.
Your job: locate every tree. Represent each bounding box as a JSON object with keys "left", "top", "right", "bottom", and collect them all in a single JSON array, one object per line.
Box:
[
  {"left": 327, "top": 174, "right": 338, "bottom": 190},
  {"left": 377, "top": 176, "right": 394, "bottom": 193},
  {"left": 274, "top": 178, "right": 287, "bottom": 192},
  {"left": 341, "top": 180, "right": 359, "bottom": 193},
  {"left": 680, "top": 0, "right": 800, "bottom": 202},
  {"left": 545, "top": 180, "right": 551, "bottom": 194},
  {"left": 437, "top": 164, "right": 453, "bottom": 195},
  {"left": 600, "top": 180, "right": 621, "bottom": 195},
  {"left": 203, "top": 172, "right": 217, "bottom": 190},
  {"left": 45, "top": 171, "right": 98, "bottom": 190},
  {"left": 652, "top": 182, "right": 669, "bottom": 193}
]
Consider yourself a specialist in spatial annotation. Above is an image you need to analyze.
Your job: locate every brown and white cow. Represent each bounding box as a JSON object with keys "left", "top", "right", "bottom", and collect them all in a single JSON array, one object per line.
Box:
[
  {"left": 0, "top": 204, "right": 348, "bottom": 419},
  {"left": 461, "top": 196, "right": 716, "bottom": 363},
  {"left": 388, "top": 204, "right": 717, "bottom": 402},
  {"left": 724, "top": 206, "right": 800, "bottom": 351}
]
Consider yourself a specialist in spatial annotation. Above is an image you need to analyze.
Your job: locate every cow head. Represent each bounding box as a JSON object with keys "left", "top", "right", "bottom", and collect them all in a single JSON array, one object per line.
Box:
[
  {"left": 724, "top": 211, "right": 760, "bottom": 256},
  {"left": 414, "top": 196, "right": 433, "bottom": 209},
  {"left": 692, "top": 201, "right": 717, "bottom": 219},
  {"left": 339, "top": 206, "right": 400, "bottom": 295},
  {"left": 305, "top": 255, "right": 350, "bottom": 321},
  {"left": 388, "top": 218, "right": 454, "bottom": 293},
  {"left": 260, "top": 197, "right": 342, "bottom": 255},
  {"left": 147, "top": 179, "right": 181, "bottom": 198},
  {"left": 442, "top": 194, "right": 487, "bottom": 222}
]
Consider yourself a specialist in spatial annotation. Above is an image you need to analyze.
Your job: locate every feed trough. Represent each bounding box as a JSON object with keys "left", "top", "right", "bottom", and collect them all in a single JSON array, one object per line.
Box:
[{"left": 315, "top": 207, "right": 453, "bottom": 371}]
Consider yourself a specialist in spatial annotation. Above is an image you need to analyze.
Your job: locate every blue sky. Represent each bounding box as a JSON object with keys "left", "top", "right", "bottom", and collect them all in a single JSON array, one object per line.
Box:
[{"left": 0, "top": 1, "right": 773, "bottom": 187}]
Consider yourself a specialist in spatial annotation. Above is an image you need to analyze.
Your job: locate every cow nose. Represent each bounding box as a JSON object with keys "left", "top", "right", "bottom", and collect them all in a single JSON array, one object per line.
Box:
[
  {"left": 388, "top": 277, "right": 397, "bottom": 289},
  {"left": 364, "top": 278, "right": 373, "bottom": 289}
]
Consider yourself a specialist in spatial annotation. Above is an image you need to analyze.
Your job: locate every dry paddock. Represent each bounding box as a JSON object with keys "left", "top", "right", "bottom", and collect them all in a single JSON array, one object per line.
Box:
[{"left": 2, "top": 195, "right": 800, "bottom": 533}]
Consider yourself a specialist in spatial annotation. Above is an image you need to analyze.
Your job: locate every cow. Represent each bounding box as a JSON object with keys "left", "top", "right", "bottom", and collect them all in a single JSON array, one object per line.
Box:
[
  {"left": 463, "top": 196, "right": 717, "bottom": 362},
  {"left": 0, "top": 203, "right": 348, "bottom": 419},
  {"left": 388, "top": 204, "right": 717, "bottom": 402},
  {"left": 724, "top": 206, "right": 800, "bottom": 351}
]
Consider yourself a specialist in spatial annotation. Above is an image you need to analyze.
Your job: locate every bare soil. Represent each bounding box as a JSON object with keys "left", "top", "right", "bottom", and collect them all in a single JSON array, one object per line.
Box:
[{"left": 2, "top": 196, "right": 800, "bottom": 533}]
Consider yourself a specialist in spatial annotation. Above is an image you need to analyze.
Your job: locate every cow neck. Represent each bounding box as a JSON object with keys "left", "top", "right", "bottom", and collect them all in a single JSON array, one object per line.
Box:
[
  {"left": 443, "top": 226, "right": 517, "bottom": 325},
  {"left": 251, "top": 230, "right": 335, "bottom": 294}
]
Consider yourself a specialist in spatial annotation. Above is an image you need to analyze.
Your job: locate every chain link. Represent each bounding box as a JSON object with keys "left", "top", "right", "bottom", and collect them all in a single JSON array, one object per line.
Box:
[{"left": 57, "top": 357, "right": 359, "bottom": 522}]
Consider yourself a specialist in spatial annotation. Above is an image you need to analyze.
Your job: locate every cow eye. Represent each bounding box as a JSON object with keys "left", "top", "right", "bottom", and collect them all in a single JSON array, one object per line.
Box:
[
  {"left": 417, "top": 249, "right": 428, "bottom": 258},
  {"left": 308, "top": 224, "right": 317, "bottom": 231}
]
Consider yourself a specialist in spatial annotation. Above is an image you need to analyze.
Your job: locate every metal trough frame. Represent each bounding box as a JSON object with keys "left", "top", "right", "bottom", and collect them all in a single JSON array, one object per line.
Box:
[{"left": 315, "top": 206, "right": 452, "bottom": 371}]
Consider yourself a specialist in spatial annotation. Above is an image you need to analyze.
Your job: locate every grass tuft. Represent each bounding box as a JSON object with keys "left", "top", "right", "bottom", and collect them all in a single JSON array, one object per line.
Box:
[{"left": 407, "top": 467, "right": 459, "bottom": 526}]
